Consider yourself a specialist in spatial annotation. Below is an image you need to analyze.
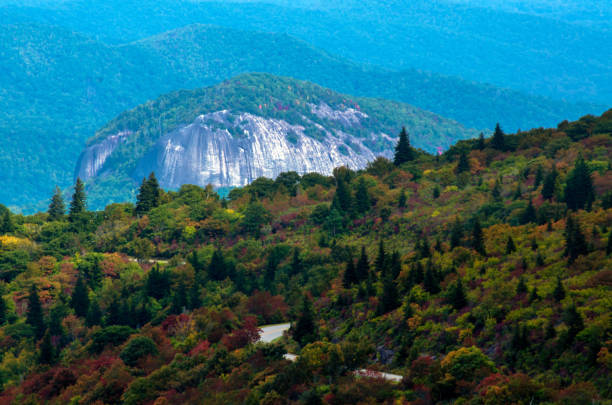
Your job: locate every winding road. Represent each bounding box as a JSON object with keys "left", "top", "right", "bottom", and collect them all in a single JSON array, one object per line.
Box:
[{"left": 258, "top": 323, "right": 403, "bottom": 382}]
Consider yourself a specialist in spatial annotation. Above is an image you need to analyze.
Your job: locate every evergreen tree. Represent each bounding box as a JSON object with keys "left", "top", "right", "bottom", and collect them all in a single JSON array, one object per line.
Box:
[
  {"left": 70, "top": 276, "right": 89, "bottom": 318},
  {"left": 39, "top": 330, "right": 56, "bottom": 364},
  {"left": 188, "top": 283, "right": 202, "bottom": 310},
  {"left": 27, "top": 284, "right": 45, "bottom": 339},
  {"left": 450, "top": 219, "right": 463, "bottom": 249},
  {"left": 68, "top": 178, "right": 87, "bottom": 219},
  {"left": 0, "top": 295, "right": 5, "bottom": 325},
  {"left": 520, "top": 200, "right": 537, "bottom": 224},
  {"left": 564, "top": 215, "right": 588, "bottom": 263},
  {"left": 290, "top": 248, "right": 302, "bottom": 277},
  {"left": 529, "top": 286, "right": 539, "bottom": 303},
  {"left": 375, "top": 240, "right": 387, "bottom": 276},
  {"left": 542, "top": 167, "right": 558, "bottom": 200},
  {"left": 355, "top": 246, "right": 370, "bottom": 282},
  {"left": 343, "top": 256, "right": 357, "bottom": 288},
  {"left": 563, "top": 303, "right": 584, "bottom": 340},
  {"left": 472, "top": 219, "right": 486, "bottom": 256},
  {"left": 86, "top": 299, "right": 102, "bottom": 327},
  {"left": 398, "top": 189, "right": 407, "bottom": 208},
  {"left": 292, "top": 295, "right": 317, "bottom": 346},
  {"left": 433, "top": 186, "right": 440, "bottom": 199},
  {"left": 0, "top": 210, "right": 14, "bottom": 234},
  {"left": 476, "top": 132, "right": 485, "bottom": 150},
  {"left": 171, "top": 279, "right": 188, "bottom": 314},
  {"left": 135, "top": 172, "right": 161, "bottom": 215},
  {"left": 564, "top": 154, "right": 595, "bottom": 211},
  {"left": 553, "top": 276, "right": 565, "bottom": 302},
  {"left": 449, "top": 278, "right": 468, "bottom": 310},
  {"left": 491, "top": 123, "right": 506, "bottom": 151},
  {"left": 145, "top": 265, "right": 171, "bottom": 299},
  {"left": 455, "top": 150, "right": 471, "bottom": 174},
  {"left": 47, "top": 186, "right": 65, "bottom": 221},
  {"left": 424, "top": 266, "right": 440, "bottom": 294},
  {"left": 534, "top": 165, "right": 544, "bottom": 188},
  {"left": 208, "top": 248, "right": 227, "bottom": 281},
  {"left": 513, "top": 182, "right": 522, "bottom": 200},
  {"left": 607, "top": 231, "right": 612, "bottom": 255},
  {"left": 390, "top": 251, "right": 402, "bottom": 279},
  {"left": 506, "top": 236, "right": 516, "bottom": 254},
  {"left": 516, "top": 277, "right": 528, "bottom": 295},
  {"left": 354, "top": 178, "right": 370, "bottom": 214},
  {"left": 377, "top": 274, "right": 400, "bottom": 315},
  {"left": 491, "top": 178, "right": 502, "bottom": 202},
  {"left": 332, "top": 178, "right": 353, "bottom": 215},
  {"left": 393, "top": 127, "right": 414, "bottom": 166}
]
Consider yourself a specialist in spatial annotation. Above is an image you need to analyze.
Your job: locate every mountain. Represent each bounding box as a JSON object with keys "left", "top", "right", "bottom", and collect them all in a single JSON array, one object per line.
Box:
[
  {"left": 1, "top": 0, "right": 610, "bottom": 104},
  {"left": 77, "top": 73, "right": 478, "bottom": 208},
  {"left": 2, "top": 23, "right": 602, "bottom": 211}
]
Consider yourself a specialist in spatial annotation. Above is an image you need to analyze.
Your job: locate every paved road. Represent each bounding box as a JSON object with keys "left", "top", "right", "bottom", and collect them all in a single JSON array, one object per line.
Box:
[{"left": 257, "top": 323, "right": 403, "bottom": 382}]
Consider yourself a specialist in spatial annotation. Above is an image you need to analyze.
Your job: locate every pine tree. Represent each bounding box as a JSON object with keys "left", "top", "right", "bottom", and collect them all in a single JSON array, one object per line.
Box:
[
  {"left": 455, "top": 150, "right": 471, "bottom": 174},
  {"left": 393, "top": 127, "right": 414, "bottom": 166},
  {"left": 39, "top": 330, "right": 56, "bottom": 364},
  {"left": 564, "top": 215, "right": 588, "bottom": 263},
  {"left": 398, "top": 189, "right": 407, "bottom": 208},
  {"left": 563, "top": 303, "right": 584, "bottom": 340},
  {"left": 48, "top": 186, "right": 65, "bottom": 221},
  {"left": 450, "top": 219, "right": 463, "bottom": 249},
  {"left": 292, "top": 295, "right": 317, "bottom": 346},
  {"left": 520, "top": 200, "right": 537, "bottom": 224},
  {"left": 506, "top": 236, "right": 516, "bottom": 254},
  {"left": 542, "top": 167, "right": 558, "bottom": 200},
  {"left": 290, "top": 248, "right": 302, "bottom": 276},
  {"left": 476, "top": 132, "right": 485, "bottom": 150},
  {"left": 208, "top": 249, "right": 227, "bottom": 281},
  {"left": 491, "top": 123, "right": 506, "bottom": 151},
  {"left": 377, "top": 275, "right": 400, "bottom": 315},
  {"left": 433, "top": 186, "right": 440, "bottom": 199},
  {"left": 0, "top": 210, "right": 14, "bottom": 234},
  {"left": 449, "top": 278, "right": 468, "bottom": 310},
  {"left": 390, "top": 251, "right": 402, "bottom": 279},
  {"left": 564, "top": 154, "right": 595, "bottom": 211},
  {"left": 86, "top": 299, "right": 102, "bottom": 327},
  {"left": 553, "top": 276, "right": 565, "bottom": 302},
  {"left": 513, "top": 182, "right": 522, "bottom": 200},
  {"left": 145, "top": 265, "right": 170, "bottom": 299},
  {"left": 354, "top": 177, "right": 371, "bottom": 214},
  {"left": 135, "top": 172, "right": 161, "bottom": 215},
  {"left": 534, "top": 165, "right": 544, "bottom": 188},
  {"left": 69, "top": 178, "right": 87, "bottom": 220},
  {"left": 332, "top": 178, "right": 354, "bottom": 215},
  {"left": 491, "top": 178, "right": 502, "bottom": 202},
  {"left": 516, "top": 277, "right": 528, "bottom": 295},
  {"left": 472, "top": 219, "right": 486, "bottom": 256},
  {"left": 424, "top": 266, "right": 440, "bottom": 294},
  {"left": 343, "top": 256, "right": 357, "bottom": 288},
  {"left": 375, "top": 240, "right": 387, "bottom": 276},
  {"left": 171, "top": 279, "right": 188, "bottom": 314},
  {"left": 188, "top": 283, "right": 202, "bottom": 310},
  {"left": 355, "top": 246, "right": 370, "bottom": 282},
  {"left": 27, "top": 284, "right": 45, "bottom": 339},
  {"left": 71, "top": 276, "right": 89, "bottom": 318},
  {"left": 529, "top": 286, "right": 539, "bottom": 302}
]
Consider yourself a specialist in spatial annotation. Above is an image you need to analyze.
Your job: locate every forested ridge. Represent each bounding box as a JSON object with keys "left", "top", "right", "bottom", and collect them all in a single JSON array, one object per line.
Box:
[{"left": 0, "top": 110, "right": 610, "bottom": 403}]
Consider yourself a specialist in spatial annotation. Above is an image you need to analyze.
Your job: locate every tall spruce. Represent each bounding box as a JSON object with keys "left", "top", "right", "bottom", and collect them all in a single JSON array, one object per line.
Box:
[
  {"left": 455, "top": 150, "right": 471, "bottom": 174},
  {"left": 564, "top": 215, "right": 588, "bottom": 263},
  {"left": 27, "top": 284, "right": 45, "bottom": 339},
  {"left": 520, "top": 200, "right": 537, "bottom": 224},
  {"left": 48, "top": 186, "right": 65, "bottom": 221},
  {"left": 355, "top": 246, "right": 370, "bottom": 282},
  {"left": 135, "top": 172, "right": 161, "bottom": 215},
  {"left": 343, "top": 256, "right": 357, "bottom": 288},
  {"left": 542, "top": 167, "right": 558, "bottom": 200},
  {"left": 491, "top": 178, "right": 502, "bottom": 202},
  {"left": 0, "top": 210, "right": 14, "bottom": 234},
  {"left": 564, "top": 154, "right": 595, "bottom": 211},
  {"left": 69, "top": 178, "right": 86, "bottom": 219},
  {"left": 39, "top": 330, "right": 56, "bottom": 364},
  {"left": 449, "top": 278, "right": 468, "bottom": 310},
  {"left": 476, "top": 132, "right": 485, "bottom": 150},
  {"left": 375, "top": 240, "right": 387, "bottom": 276},
  {"left": 506, "top": 236, "right": 516, "bottom": 254},
  {"left": 398, "top": 189, "right": 407, "bottom": 208},
  {"left": 292, "top": 295, "right": 317, "bottom": 346},
  {"left": 472, "top": 219, "right": 486, "bottom": 256},
  {"left": 208, "top": 248, "right": 227, "bottom": 281},
  {"left": 394, "top": 127, "right": 414, "bottom": 166},
  {"left": 491, "top": 123, "right": 506, "bottom": 151},
  {"left": 450, "top": 219, "right": 463, "bottom": 249},
  {"left": 354, "top": 178, "right": 371, "bottom": 214},
  {"left": 553, "top": 276, "right": 565, "bottom": 302},
  {"left": 332, "top": 178, "right": 353, "bottom": 215},
  {"left": 377, "top": 274, "right": 400, "bottom": 315},
  {"left": 71, "top": 276, "right": 89, "bottom": 318}
]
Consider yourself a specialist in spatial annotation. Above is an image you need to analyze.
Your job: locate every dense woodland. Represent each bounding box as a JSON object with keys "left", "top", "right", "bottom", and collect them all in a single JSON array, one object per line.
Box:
[{"left": 0, "top": 110, "right": 611, "bottom": 404}]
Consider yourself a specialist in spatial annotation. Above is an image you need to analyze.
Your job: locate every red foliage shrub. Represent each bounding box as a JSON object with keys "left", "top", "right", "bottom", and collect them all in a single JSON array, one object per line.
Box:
[{"left": 246, "top": 291, "right": 288, "bottom": 324}]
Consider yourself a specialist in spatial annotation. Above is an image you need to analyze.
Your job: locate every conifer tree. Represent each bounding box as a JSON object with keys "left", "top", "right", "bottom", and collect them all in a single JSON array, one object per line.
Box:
[
  {"left": 455, "top": 150, "right": 470, "bottom": 174},
  {"left": 542, "top": 167, "right": 558, "bottom": 200},
  {"left": 332, "top": 178, "right": 353, "bottom": 215},
  {"left": 491, "top": 178, "right": 502, "bottom": 202},
  {"left": 171, "top": 279, "right": 188, "bottom": 314},
  {"left": 355, "top": 246, "right": 370, "bottom": 282},
  {"left": 71, "top": 276, "right": 89, "bottom": 318},
  {"left": 188, "top": 283, "right": 202, "bottom": 310},
  {"left": 39, "top": 330, "right": 56, "bottom": 364},
  {"left": 0, "top": 210, "right": 14, "bottom": 234},
  {"left": 472, "top": 219, "right": 486, "bottom": 256},
  {"left": 343, "top": 256, "right": 357, "bottom": 288},
  {"left": 491, "top": 123, "right": 506, "bottom": 151},
  {"left": 553, "top": 276, "right": 565, "bottom": 302},
  {"left": 476, "top": 132, "right": 485, "bottom": 150},
  {"left": 86, "top": 299, "right": 102, "bottom": 327},
  {"left": 27, "top": 284, "right": 45, "bottom": 339},
  {"left": 393, "top": 127, "right": 414, "bottom": 166},
  {"left": 292, "top": 295, "right": 317, "bottom": 346},
  {"left": 69, "top": 178, "right": 87, "bottom": 220},
  {"left": 564, "top": 154, "right": 595, "bottom": 211},
  {"left": 48, "top": 186, "right": 65, "bottom": 221},
  {"left": 529, "top": 286, "right": 539, "bottom": 302},
  {"left": 607, "top": 231, "right": 612, "bottom": 255},
  {"left": 506, "top": 236, "right": 516, "bottom": 254},
  {"left": 534, "top": 165, "right": 544, "bottom": 188},
  {"left": 290, "top": 248, "right": 302, "bottom": 276},
  {"left": 390, "top": 251, "right": 402, "bottom": 279},
  {"left": 208, "top": 248, "right": 227, "bottom": 281},
  {"left": 450, "top": 219, "right": 463, "bottom": 249},
  {"left": 0, "top": 295, "right": 5, "bottom": 325},
  {"left": 449, "top": 278, "right": 468, "bottom": 310},
  {"left": 354, "top": 177, "right": 371, "bottom": 214},
  {"left": 520, "top": 200, "right": 537, "bottom": 224},
  {"left": 135, "top": 172, "right": 161, "bottom": 215},
  {"left": 375, "top": 239, "right": 387, "bottom": 275},
  {"left": 398, "top": 189, "right": 407, "bottom": 208},
  {"left": 516, "top": 277, "right": 528, "bottom": 295},
  {"left": 424, "top": 266, "right": 440, "bottom": 294},
  {"left": 564, "top": 215, "right": 588, "bottom": 263},
  {"left": 563, "top": 303, "right": 584, "bottom": 341},
  {"left": 377, "top": 274, "right": 399, "bottom": 315}
]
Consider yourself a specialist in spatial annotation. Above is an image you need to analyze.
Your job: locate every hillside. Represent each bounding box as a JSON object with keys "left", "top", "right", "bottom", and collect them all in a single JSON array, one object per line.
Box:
[
  {"left": 2, "top": 23, "right": 600, "bottom": 211},
  {"left": 0, "top": 110, "right": 610, "bottom": 403},
  {"left": 1, "top": 0, "right": 610, "bottom": 104},
  {"left": 76, "top": 73, "right": 478, "bottom": 208}
]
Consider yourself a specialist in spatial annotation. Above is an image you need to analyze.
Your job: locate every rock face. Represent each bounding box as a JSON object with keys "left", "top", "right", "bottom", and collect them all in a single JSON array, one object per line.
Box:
[{"left": 78, "top": 106, "right": 388, "bottom": 190}]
